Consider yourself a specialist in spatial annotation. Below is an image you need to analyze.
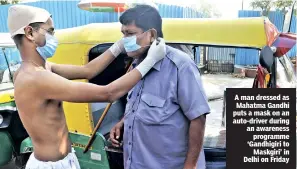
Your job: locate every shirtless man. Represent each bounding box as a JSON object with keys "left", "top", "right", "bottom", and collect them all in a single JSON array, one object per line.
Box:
[{"left": 7, "top": 5, "right": 166, "bottom": 169}]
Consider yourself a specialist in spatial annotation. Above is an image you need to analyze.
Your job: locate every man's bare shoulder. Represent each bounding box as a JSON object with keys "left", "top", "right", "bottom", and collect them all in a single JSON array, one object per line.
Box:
[{"left": 15, "top": 67, "right": 52, "bottom": 91}]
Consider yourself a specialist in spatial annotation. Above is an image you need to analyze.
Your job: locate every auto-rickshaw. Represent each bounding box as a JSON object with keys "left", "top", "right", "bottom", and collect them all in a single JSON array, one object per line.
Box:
[
  {"left": 0, "top": 14, "right": 296, "bottom": 169},
  {"left": 0, "top": 33, "right": 27, "bottom": 168}
]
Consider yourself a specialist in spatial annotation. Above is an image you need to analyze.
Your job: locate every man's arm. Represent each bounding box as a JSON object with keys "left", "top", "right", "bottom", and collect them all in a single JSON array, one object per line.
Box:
[
  {"left": 39, "top": 38, "right": 165, "bottom": 103},
  {"left": 184, "top": 115, "right": 206, "bottom": 169},
  {"left": 35, "top": 67, "right": 142, "bottom": 103},
  {"left": 177, "top": 61, "right": 211, "bottom": 169},
  {"left": 49, "top": 40, "right": 124, "bottom": 80}
]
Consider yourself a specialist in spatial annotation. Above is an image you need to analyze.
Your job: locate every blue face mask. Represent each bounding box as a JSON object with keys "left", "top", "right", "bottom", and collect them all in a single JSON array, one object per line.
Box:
[
  {"left": 36, "top": 33, "right": 58, "bottom": 60},
  {"left": 122, "top": 35, "right": 141, "bottom": 53},
  {"left": 122, "top": 30, "right": 152, "bottom": 53}
]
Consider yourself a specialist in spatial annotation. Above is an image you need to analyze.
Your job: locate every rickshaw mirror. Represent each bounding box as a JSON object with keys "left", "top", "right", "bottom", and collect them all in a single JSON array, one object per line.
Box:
[{"left": 259, "top": 46, "right": 274, "bottom": 72}]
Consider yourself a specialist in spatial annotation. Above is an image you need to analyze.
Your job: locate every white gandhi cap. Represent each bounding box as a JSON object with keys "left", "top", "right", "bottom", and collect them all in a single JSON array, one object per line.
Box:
[{"left": 7, "top": 5, "right": 51, "bottom": 38}]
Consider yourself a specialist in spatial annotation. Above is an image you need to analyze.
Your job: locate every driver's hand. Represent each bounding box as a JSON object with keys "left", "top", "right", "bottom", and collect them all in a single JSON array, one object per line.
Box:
[{"left": 109, "top": 120, "right": 124, "bottom": 147}]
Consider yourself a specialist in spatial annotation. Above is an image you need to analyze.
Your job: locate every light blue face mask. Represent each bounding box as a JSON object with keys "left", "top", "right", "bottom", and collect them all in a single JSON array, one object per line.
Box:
[
  {"left": 122, "top": 35, "right": 141, "bottom": 53},
  {"left": 36, "top": 33, "right": 58, "bottom": 60},
  {"left": 122, "top": 30, "right": 152, "bottom": 53}
]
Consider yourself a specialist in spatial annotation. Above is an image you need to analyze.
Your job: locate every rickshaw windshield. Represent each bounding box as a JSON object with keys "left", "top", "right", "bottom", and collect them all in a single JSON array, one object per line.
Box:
[{"left": 0, "top": 47, "right": 21, "bottom": 87}]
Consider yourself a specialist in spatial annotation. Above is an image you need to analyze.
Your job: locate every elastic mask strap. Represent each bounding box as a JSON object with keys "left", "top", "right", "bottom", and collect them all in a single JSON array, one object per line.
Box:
[
  {"left": 140, "top": 45, "right": 150, "bottom": 48},
  {"left": 32, "top": 31, "right": 47, "bottom": 48},
  {"left": 139, "top": 29, "right": 155, "bottom": 48}
]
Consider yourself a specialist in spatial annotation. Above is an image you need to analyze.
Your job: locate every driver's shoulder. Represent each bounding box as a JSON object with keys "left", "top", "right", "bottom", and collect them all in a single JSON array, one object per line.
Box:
[{"left": 165, "top": 45, "right": 195, "bottom": 69}]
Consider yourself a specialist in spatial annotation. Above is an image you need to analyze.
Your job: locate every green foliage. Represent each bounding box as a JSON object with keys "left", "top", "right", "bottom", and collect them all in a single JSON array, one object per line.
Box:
[
  {"left": 197, "top": 0, "right": 222, "bottom": 18},
  {"left": 250, "top": 0, "right": 295, "bottom": 15},
  {"left": 0, "top": 0, "right": 19, "bottom": 5},
  {"left": 0, "top": 0, "right": 9, "bottom": 5},
  {"left": 274, "top": 0, "right": 294, "bottom": 14},
  {"left": 12, "top": 0, "right": 19, "bottom": 4},
  {"left": 250, "top": 0, "right": 273, "bottom": 16}
]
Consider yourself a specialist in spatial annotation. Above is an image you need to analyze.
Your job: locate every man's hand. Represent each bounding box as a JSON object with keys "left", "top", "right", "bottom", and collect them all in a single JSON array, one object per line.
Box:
[
  {"left": 110, "top": 119, "right": 124, "bottom": 147},
  {"left": 50, "top": 39, "right": 125, "bottom": 80},
  {"left": 109, "top": 39, "right": 125, "bottom": 57},
  {"left": 146, "top": 37, "right": 166, "bottom": 62},
  {"left": 35, "top": 38, "right": 165, "bottom": 103},
  {"left": 136, "top": 37, "right": 166, "bottom": 77},
  {"left": 45, "top": 61, "right": 52, "bottom": 72}
]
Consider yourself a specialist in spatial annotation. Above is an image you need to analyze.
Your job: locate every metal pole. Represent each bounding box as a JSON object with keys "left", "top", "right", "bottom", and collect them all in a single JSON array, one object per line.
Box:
[
  {"left": 1, "top": 48, "right": 13, "bottom": 83},
  {"left": 84, "top": 59, "right": 134, "bottom": 153}
]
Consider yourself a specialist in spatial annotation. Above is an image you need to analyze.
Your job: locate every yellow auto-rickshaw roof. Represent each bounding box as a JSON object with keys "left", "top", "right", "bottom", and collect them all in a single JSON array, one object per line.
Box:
[{"left": 56, "top": 17, "right": 277, "bottom": 49}]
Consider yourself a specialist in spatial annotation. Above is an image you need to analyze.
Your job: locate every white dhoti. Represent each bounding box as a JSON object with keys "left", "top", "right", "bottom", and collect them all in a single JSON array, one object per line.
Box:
[{"left": 25, "top": 149, "right": 80, "bottom": 169}]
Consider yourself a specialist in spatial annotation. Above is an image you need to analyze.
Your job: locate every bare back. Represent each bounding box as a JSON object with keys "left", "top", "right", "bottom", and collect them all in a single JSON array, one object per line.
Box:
[{"left": 14, "top": 64, "right": 71, "bottom": 162}]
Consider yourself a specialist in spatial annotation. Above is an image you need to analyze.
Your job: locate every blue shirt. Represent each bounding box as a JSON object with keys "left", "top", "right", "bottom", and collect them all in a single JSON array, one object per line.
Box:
[{"left": 123, "top": 46, "right": 211, "bottom": 169}]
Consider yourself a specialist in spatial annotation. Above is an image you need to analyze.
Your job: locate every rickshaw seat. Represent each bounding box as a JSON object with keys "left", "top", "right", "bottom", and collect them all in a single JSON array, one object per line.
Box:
[
  {"left": 88, "top": 44, "right": 131, "bottom": 136},
  {"left": 259, "top": 46, "right": 277, "bottom": 88}
]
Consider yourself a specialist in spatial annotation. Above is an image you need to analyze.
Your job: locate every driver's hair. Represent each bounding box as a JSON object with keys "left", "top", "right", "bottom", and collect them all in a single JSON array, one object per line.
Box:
[{"left": 119, "top": 4, "right": 163, "bottom": 38}]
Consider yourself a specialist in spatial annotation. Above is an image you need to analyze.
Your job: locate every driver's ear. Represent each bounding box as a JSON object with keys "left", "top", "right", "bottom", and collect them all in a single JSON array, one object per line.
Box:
[
  {"left": 150, "top": 28, "right": 157, "bottom": 43},
  {"left": 24, "top": 26, "right": 35, "bottom": 41}
]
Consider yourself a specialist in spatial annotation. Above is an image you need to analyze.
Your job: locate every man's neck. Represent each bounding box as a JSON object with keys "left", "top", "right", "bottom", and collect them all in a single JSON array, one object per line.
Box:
[
  {"left": 136, "top": 56, "right": 145, "bottom": 65},
  {"left": 20, "top": 48, "right": 46, "bottom": 68},
  {"left": 135, "top": 49, "right": 149, "bottom": 65}
]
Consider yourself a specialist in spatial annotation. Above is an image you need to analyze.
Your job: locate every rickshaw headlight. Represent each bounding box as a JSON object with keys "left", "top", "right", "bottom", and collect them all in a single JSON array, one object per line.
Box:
[{"left": 0, "top": 114, "right": 3, "bottom": 125}]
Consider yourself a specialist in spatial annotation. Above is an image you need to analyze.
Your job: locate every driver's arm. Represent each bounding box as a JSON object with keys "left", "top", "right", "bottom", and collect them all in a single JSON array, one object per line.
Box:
[{"left": 49, "top": 40, "right": 124, "bottom": 80}]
